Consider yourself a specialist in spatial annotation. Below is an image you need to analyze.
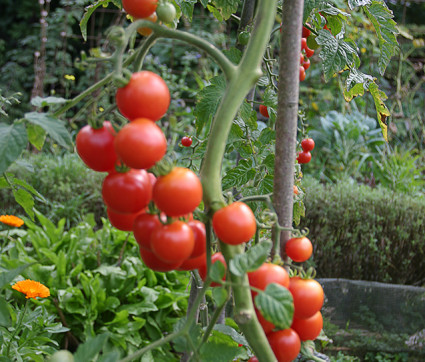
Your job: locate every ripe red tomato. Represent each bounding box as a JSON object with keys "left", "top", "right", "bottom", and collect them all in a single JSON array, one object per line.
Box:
[
  {"left": 259, "top": 104, "right": 269, "bottom": 118},
  {"left": 248, "top": 263, "right": 289, "bottom": 298},
  {"left": 181, "top": 136, "right": 193, "bottom": 147},
  {"left": 140, "top": 248, "right": 181, "bottom": 272},
  {"left": 267, "top": 328, "right": 301, "bottom": 362},
  {"left": 299, "top": 66, "right": 306, "bottom": 82},
  {"left": 212, "top": 202, "right": 256, "bottom": 245},
  {"left": 291, "top": 311, "right": 323, "bottom": 341},
  {"left": 150, "top": 221, "right": 194, "bottom": 263},
  {"left": 305, "top": 46, "right": 315, "bottom": 58},
  {"left": 248, "top": 357, "right": 259, "bottom": 362},
  {"left": 285, "top": 237, "right": 313, "bottom": 262},
  {"left": 136, "top": 12, "right": 158, "bottom": 37},
  {"left": 76, "top": 121, "right": 117, "bottom": 172},
  {"left": 198, "top": 252, "right": 227, "bottom": 287},
  {"left": 289, "top": 277, "right": 324, "bottom": 319},
  {"left": 107, "top": 208, "right": 145, "bottom": 231},
  {"left": 102, "top": 169, "right": 152, "bottom": 213},
  {"left": 114, "top": 118, "right": 167, "bottom": 170},
  {"left": 133, "top": 213, "right": 162, "bottom": 250},
  {"left": 116, "top": 71, "right": 170, "bottom": 121},
  {"left": 301, "top": 138, "right": 315, "bottom": 152},
  {"left": 255, "top": 307, "right": 275, "bottom": 335},
  {"left": 302, "top": 58, "right": 311, "bottom": 70},
  {"left": 302, "top": 26, "right": 311, "bottom": 38},
  {"left": 296, "top": 151, "right": 311, "bottom": 164},
  {"left": 122, "top": 0, "right": 157, "bottom": 19},
  {"left": 178, "top": 252, "right": 206, "bottom": 271},
  {"left": 188, "top": 220, "right": 206, "bottom": 258},
  {"left": 300, "top": 53, "right": 304, "bottom": 65},
  {"left": 153, "top": 167, "right": 203, "bottom": 217}
]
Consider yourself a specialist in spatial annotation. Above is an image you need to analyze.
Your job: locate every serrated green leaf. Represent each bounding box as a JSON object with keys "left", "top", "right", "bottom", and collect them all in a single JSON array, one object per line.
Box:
[
  {"left": 238, "top": 101, "right": 257, "bottom": 130},
  {"left": 257, "top": 174, "right": 274, "bottom": 195},
  {"left": 364, "top": 1, "right": 399, "bottom": 75},
  {"left": 24, "top": 112, "right": 72, "bottom": 149},
  {"left": 210, "top": 0, "right": 239, "bottom": 20},
  {"left": 200, "top": 332, "right": 240, "bottom": 362},
  {"left": 80, "top": 1, "right": 109, "bottom": 41},
  {"left": 263, "top": 88, "right": 278, "bottom": 107},
  {"left": 26, "top": 123, "right": 46, "bottom": 151},
  {"left": 262, "top": 153, "right": 275, "bottom": 174},
  {"left": 212, "top": 324, "right": 249, "bottom": 347},
  {"left": 293, "top": 200, "right": 305, "bottom": 226},
  {"left": 210, "top": 259, "right": 226, "bottom": 283},
  {"left": 13, "top": 188, "right": 34, "bottom": 220},
  {"left": 212, "top": 287, "right": 228, "bottom": 306},
  {"left": 0, "top": 122, "right": 28, "bottom": 174},
  {"left": 229, "top": 241, "right": 272, "bottom": 277},
  {"left": 179, "top": 0, "right": 196, "bottom": 21},
  {"left": 74, "top": 334, "right": 109, "bottom": 362},
  {"left": 369, "top": 82, "right": 389, "bottom": 141},
  {"left": 222, "top": 159, "right": 255, "bottom": 190},
  {"left": 223, "top": 47, "right": 242, "bottom": 65},
  {"left": 31, "top": 96, "right": 67, "bottom": 108},
  {"left": 194, "top": 76, "right": 226, "bottom": 135},
  {"left": 258, "top": 128, "right": 275, "bottom": 146},
  {"left": 348, "top": 0, "right": 371, "bottom": 9},
  {"left": 255, "top": 283, "right": 294, "bottom": 330},
  {"left": 316, "top": 29, "right": 359, "bottom": 82},
  {"left": 345, "top": 68, "right": 374, "bottom": 96}
]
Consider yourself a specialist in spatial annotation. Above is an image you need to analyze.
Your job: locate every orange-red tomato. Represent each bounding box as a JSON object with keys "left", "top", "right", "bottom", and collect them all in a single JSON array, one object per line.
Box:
[
  {"left": 248, "top": 263, "right": 290, "bottom": 298},
  {"left": 140, "top": 248, "right": 181, "bottom": 272},
  {"left": 289, "top": 277, "right": 324, "bottom": 319},
  {"left": 122, "top": 0, "right": 157, "bottom": 19},
  {"left": 285, "top": 237, "right": 313, "bottom": 262},
  {"left": 291, "top": 311, "right": 323, "bottom": 341},
  {"left": 267, "top": 328, "right": 301, "bottom": 362}
]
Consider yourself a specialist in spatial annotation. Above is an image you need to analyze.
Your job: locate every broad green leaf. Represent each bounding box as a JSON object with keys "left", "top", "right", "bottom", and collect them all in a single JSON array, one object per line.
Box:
[
  {"left": 210, "top": 259, "right": 226, "bottom": 283},
  {"left": 255, "top": 283, "right": 294, "bottom": 330},
  {"left": 194, "top": 76, "right": 226, "bottom": 135},
  {"left": 364, "top": 1, "right": 399, "bottom": 75},
  {"left": 0, "top": 298, "right": 11, "bottom": 327},
  {"left": 26, "top": 123, "right": 46, "bottom": 151},
  {"left": 172, "top": 317, "right": 202, "bottom": 353},
  {"left": 24, "top": 112, "right": 72, "bottom": 149},
  {"left": 222, "top": 159, "right": 255, "bottom": 190},
  {"left": 200, "top": 331, "right": 240, "bottom": 362},
  {"left": 348, "top": 0, "right": 371, "bottom": 9},
  {"left": 316, "top": 29, "right": 359, "bottom": 82},
  {"left": 178, "top": 0, "right": 196, "bottom": 21},
  {"left": 210, "top": 0, "right": 239, "bottom": 20},
  {"left": 12, "top": 189, "right": 34, "bottom": 220},
  {"left": 80, "top": 1, "right": 110, "bottom": 41},
  {"left": 223, "top": 47, "right": 242, "bottom": 65},
  {"left": 212, "top": 287, "right": 228, "bottom": 306},
  {"left": 98, "top": 351, "right": 121, "bottom": 362},
  {"left": 0, "top": 122, "right": 28, "bottom": 174},
  {"left": 0, "top": 263, "right": 34, "bottom": 290},
  {"left": 74, "top": 334, "right": 109, "bottom": 362},
  {"left": 369, "top": 82, "right": 390, "bottom": 141},
  {"left": 31, "top": 96, "right": 67, "bottom": 108},
  {"left": 206, "top": 5, "right": 223, "bottom": 21},
  {"left": 12, "top": 177, "right": 46, "bottom": 202},
  {"left": 229, "top": 241, "right": 273, "bottom": 277},
  {"left": 212, "top": 324, "right": 249, "bottom": 347}
]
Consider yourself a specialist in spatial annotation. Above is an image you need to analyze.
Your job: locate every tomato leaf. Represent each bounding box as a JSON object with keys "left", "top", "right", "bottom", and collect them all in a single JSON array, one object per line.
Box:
[
  {"left": 210, "top": 259, "right": 226, "bottom": 283},
  {"left": 26, "top": 123, "right": 46, "bottom": 151},
  {"left": 229, "top": 241, "right": 273, "bottom": 277},
  {"left": 209, "top": 0, "right": 239, "bottom": 20},
  {"left": 348, "top": 0, "right": 372, "bottom": 9},
  {"left": 24, "top": 112, "right": 72, "bottom": 149},
  {"left": 293, "top": 200, "right": 306, "bottom": 226},
  {"left": 238, "top": 101, "right": 257, "bottom": 131},
  {"left": 177, "top": 0, "right": 197, "bottom": 21},
  {"left": 0, "top": 122, "right": 28, "bottom": 174},
  {"left": 364, "top": 1, "right": 399, "bottom": 75},
  {"left": 222, "top": 159, "right": 256, "bottom": 190},
  {"left": 223, "top": 47, "right": 242, "bottom": 65},
  {"left": 212, "top": 287, "right": 228, "bottom": 306},
  {"left": 369, "top": 82, "right": 390, "bottom": 142},
  {"left": 200, "top": 330, "right": 241, "bottom": 362},
  {"left": 173, "top": 317, "right": 202, "bottom": 353},
  {"left": 31, "top": 96, "right": 67, "bottom": 108},
  {"left": 213, "top": 324, "right": 249, "bottom": 347},
  {"left": 80, "top": 0, "right": 110, "bottom": 42},
  {"left": 255, "top": 283, "right": 294, "bottom": 330}
]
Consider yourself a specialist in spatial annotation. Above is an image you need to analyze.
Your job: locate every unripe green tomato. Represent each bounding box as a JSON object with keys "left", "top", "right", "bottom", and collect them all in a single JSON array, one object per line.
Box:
[
  {"left": 156, "top": 3, "right": 176, "bottom": 23},
  {"left": 48, "top": 350, "right": 74, "bottom": 362},
  {"left": 238, "top": 31, "right": 250, "bottom": 46}
]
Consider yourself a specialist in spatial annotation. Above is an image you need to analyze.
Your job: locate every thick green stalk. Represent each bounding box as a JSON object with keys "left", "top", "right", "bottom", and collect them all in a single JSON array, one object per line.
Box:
[{"left": 200, "top": 0, "right": 278, "bottom": 360}]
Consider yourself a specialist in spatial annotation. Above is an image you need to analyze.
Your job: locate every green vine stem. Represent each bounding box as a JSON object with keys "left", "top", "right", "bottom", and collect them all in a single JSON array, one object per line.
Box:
[{"left": 199, "top": 0, "right": 278, "bottom": 360}]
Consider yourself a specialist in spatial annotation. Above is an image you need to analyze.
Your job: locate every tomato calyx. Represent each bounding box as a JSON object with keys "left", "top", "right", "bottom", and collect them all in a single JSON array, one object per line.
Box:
[
  {"left": 149, "top": 158, "right": 174, "bottom": 176},
  {"left": 112, "top": 68, "right": 133, "bottom": 88}
]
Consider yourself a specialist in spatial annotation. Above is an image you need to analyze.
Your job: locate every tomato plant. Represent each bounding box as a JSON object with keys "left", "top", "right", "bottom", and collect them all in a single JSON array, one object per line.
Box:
[
  {"left": 122, "top": 0, "right": 157, "bottom": 19},
  {"left": 212, "top": 202, "right": 256, "bottom": 245},
  {"left": 153, "top": 167, "right": 203, "bottom": 217},
  {"left": 76, "top": 121, "right": 117, "bottom": 172},
  {"left": 115, "top": 71, "right": 170, "bottom": 121},
  {"left": 267, "top": 328, "right": 301, "bottom": 362},
  {"left": 291, "top": 311, "right": 323, "bottom": 341},
  {"left": 289, "top": 277, "right": 324, "bottom": 319},
  {"left": 114, "top": 118, "right": 167, "bottom": 170},
  {"left": 285, "top": 236, "right": 313, "bottom": 262},
  {"left": 102, "top": 169, "right": 152, "bottom": 213}
]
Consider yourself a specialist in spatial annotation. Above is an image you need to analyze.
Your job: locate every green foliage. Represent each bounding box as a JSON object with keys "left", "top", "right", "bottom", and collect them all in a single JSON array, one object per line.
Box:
[{"left": 300, "top": 177, "right": 425, "bottom": 284}]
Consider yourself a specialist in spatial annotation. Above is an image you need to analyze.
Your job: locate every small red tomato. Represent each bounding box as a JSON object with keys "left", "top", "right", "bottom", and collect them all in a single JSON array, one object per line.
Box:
[
  {"left": 291, "top": 311, "right": 323, "bottom": 341},
  {"left": 212, "top": 202, "right": 256, "bottom": 245},
  {"left": 178, "top": 253, "right": 206, "bottom": 271},
  {"left": 114, "top": 118, "right": 167, "bottom": 170},
  {"left": 188, "top": 220, "right": 206, "bottom": 258},
  {"left": 289, "top": 277, "right": 324, "bottom": 319},
  {"left": 198, "top": 252, "right": 227, "bottom": 287},
  {"left": 122, "top": 0, "right": 157, "bottom": 19},
  {"left": 259, "top": 104, "right": 269, "bottom": 118},
  {"left": 297, "top": 151, "right": 311, "bottom": 164},
  {"left": 302, "top": 58, "right": 311, "bottom": 70},
  {"left": 248, "top": 357, "right": 259, "bottom": 362},
  {"left": 140, "top": 248, "right": 181, "bottom": 272},
  {"left": 133, "top": 213, "right": 162, "bottom": 250},
  {"left": 299, "top": 66, "right": 306, "bottom": 82},
  {"left": 285, "top": 237, "right": 313, "bottom": 262},
  {"left": 267, "top": 328, "right": 301, "bottom": 362},
  {"left": 302, "top": 26, "right": 311, "bottom": 38},
  {"left": 150, "top": 221, "right": 195, "bottom": 263},
  {"left": 300, "top": 53, "right": 305, "bottom": 65},
  {"left": 301, "top": 138, "right": 315, "bottom": 152},
  {"left": 301, "top": 37, "right": 308, "bottom": 51},
  {"left": 107, "top": 208, "right": 145, "bottom": 231},
  {"left": 181, "top": 136, "right": 193, "bottom": 147},
  {"left": 305, "top": 46, "right": 315, "bottom": 58},
  {"left": 248, "top": 263, "right": 290, "bottom": 298},
  {"left": 76, "top": 121, "right": 117, "bottom": 172}
]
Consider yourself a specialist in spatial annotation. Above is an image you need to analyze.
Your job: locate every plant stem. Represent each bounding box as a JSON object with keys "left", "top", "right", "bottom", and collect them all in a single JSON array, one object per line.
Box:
[
  {"left": 273, "top": 0, "right": 304, "bottom": 260},
  {"left": 6, "top": 299, "right": 29, "bottom": 357}
]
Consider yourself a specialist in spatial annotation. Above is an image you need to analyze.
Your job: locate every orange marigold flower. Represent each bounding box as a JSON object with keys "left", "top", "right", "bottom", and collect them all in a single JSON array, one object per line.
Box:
[
  {"left": 12, "top": 279, "right": 50, "bottom": 299},
  {"left": 0, "top": 215, "right": 24, "bottom": 227}
]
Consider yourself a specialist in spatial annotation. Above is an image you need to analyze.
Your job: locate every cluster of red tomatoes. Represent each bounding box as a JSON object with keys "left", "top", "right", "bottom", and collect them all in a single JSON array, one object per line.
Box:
[
  {"left": 299, "top": 26, "right": 315, "bottom": 82},
  {"left": 297, "top": 137, "right": 315, "bottom": 164}
]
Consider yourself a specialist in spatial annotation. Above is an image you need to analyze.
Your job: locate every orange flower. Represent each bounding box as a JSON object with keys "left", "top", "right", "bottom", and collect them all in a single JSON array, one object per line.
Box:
[
  {"left": 12, "top": 280, "right": 50, "bottom": 299},
  {"left": 0, "top": 215, "right": 24, "bottom": 227}
]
